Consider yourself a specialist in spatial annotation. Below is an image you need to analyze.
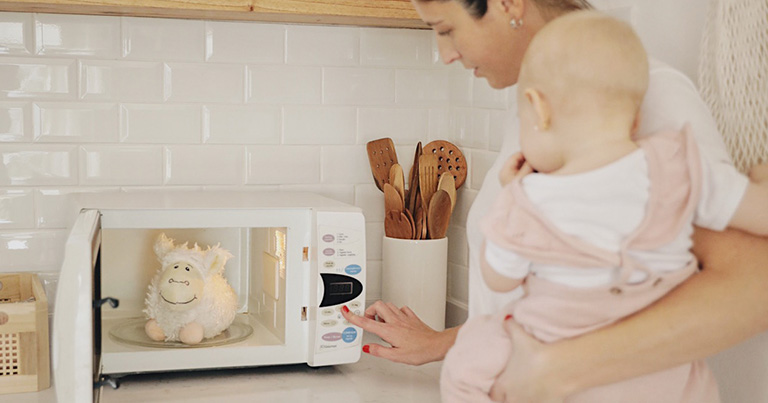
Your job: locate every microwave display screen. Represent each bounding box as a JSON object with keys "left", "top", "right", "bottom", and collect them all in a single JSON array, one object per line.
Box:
[
  {"left": 328, "top": 282, "right": 353, "bottom": 296},
  {"left": 319, "top": 273, "right": 362, "bottom": 307}
]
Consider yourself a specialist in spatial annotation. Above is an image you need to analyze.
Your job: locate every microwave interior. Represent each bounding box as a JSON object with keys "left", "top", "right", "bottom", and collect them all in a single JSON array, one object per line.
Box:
[{"left": 97, "top": 224, "right": 301, "bottom": 376}]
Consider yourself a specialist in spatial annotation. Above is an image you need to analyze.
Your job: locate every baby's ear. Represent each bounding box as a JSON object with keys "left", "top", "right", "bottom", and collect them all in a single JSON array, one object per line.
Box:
[
  {"left": 524, "top": 88, "right": 551, "bottom": 131},
  {"left": 204, "top": 244, "right": 233, "bottom": 275},
  {"left": 154, "top": 233, "right": 175, "bottom": 260}
]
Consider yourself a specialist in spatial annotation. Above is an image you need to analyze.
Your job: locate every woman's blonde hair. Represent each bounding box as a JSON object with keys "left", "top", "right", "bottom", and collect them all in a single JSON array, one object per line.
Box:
[{"left": 415, "top": 0, "right": 593, "bottom": 18}]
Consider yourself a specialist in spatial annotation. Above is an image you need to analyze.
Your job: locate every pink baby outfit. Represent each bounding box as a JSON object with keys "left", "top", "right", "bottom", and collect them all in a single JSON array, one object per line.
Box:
[{"left": 441, "top": 128, "right": 720, "bottom": 403}]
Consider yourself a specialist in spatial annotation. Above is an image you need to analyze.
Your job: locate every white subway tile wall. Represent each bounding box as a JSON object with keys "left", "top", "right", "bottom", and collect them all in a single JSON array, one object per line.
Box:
[{"left": 0, "top": 12, "right": 515, "bottom": 315}]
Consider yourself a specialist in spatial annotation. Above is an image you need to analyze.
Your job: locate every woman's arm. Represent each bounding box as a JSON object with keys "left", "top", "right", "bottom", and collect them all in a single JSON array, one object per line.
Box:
[
  {"left": 490, "top": 227, "right": 768, "bottom": 402},
  {"left": 341, "top": 301, "right": 460, "bottom": 365}
]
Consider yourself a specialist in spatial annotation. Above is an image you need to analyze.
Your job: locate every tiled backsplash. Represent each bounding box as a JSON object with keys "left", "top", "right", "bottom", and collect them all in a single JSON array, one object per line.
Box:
[{"left": 0, "top": 12, "right": 514, "bottom": 318}]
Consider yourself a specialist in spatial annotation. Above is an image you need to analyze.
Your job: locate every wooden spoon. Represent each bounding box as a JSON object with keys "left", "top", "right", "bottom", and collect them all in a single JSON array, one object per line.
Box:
[
  {"left": 437, "top": 172, "right": 457, "bottom": 213},
  {"left": 415, "top": 206, "right": 425, "bottom": 240},
  {"left": 383, "top": 183, "right": 404, "bottom": 213},
  {"left": 427, "top": 190, "right": 452, "bottom": 239},
  {"left": 389, "top": 163, "right": 405, "bottom": 202},
  {"left": 403, "top": 208, "right": 416, "bottom": 240},
  {"left": 385, "top": 210, "right": 413, "bottom": 239},
  {"left": 406, "top": 142, "right": 422, "bottom": 216}
]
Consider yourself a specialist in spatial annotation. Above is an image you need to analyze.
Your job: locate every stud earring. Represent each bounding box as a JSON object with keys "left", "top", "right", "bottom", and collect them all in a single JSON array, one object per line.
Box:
[{"left": 510, "top": 18, "right": 523, "bottom": 29}]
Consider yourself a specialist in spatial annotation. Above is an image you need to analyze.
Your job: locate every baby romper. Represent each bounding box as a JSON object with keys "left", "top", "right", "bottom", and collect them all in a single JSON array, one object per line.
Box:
[{"left": 441, "top": 128, "right": 720, "bottom": 403}]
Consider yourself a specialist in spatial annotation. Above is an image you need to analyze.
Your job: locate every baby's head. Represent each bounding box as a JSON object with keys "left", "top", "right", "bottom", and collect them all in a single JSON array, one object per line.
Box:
[{"left": 517, "top": 11, "right": 649, "bottom": 172}]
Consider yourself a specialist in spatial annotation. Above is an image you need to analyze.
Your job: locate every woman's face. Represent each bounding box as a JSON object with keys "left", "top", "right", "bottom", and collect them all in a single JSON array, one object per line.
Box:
[{"left": 411, "top": 0, "right": 531, "bottom": 89}]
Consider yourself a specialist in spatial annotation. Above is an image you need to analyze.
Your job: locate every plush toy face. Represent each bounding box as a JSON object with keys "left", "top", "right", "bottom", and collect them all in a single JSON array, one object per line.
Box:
[{"left": 158, "top": 260, "right": 204, "bottom": 311}]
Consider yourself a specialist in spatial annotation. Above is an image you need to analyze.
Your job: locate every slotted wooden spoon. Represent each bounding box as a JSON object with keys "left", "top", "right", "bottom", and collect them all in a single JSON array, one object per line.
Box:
[
  {"left": 366, "top": 137, "right": 398, "bottom": 191},
  {"left": 423, "top": 140, "right": 467, "bottom": 189}
]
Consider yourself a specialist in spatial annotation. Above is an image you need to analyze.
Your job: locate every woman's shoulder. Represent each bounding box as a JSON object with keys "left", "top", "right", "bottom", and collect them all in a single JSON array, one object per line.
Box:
[{"left": 647, "top": 58, "right": 697, "bottom": 92}]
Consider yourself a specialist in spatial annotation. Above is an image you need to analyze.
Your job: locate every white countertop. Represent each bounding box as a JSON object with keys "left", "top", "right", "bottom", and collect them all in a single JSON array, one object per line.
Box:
[{"left": 8, "top": 334, "right": 442, "bottom": 403}]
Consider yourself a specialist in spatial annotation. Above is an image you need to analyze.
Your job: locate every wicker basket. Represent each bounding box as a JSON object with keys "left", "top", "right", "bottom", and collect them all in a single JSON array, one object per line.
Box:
[{"left": 0, "top": 273, "right": 50, "bottom": 394}]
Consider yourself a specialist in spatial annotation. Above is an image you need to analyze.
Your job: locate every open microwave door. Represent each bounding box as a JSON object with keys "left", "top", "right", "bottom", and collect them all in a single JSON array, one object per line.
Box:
[{"left": 52, "top": 209, "right": 102, "bottom": 403}]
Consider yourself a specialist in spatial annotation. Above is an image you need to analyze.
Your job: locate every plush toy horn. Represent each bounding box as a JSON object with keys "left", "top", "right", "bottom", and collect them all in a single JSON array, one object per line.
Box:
[{"left": 154, "top": 233, "right": 176, "bottom": 260}]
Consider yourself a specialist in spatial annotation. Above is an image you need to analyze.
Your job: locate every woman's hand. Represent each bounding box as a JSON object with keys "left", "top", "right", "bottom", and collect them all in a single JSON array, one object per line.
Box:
[
  {"left": 499, "top": 152, "right": 534, "bottom": 186},
  {"left": 340, "top": 300, "right": 458, "bottom": 365},
  {"left": 488, "top": 317, "right": 567, "bottom": 403}
]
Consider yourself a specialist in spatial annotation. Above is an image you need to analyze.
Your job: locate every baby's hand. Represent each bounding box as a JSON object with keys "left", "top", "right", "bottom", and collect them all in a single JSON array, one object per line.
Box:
[{"left": 499, "top": 152, "right": 534, "bottom": 186}]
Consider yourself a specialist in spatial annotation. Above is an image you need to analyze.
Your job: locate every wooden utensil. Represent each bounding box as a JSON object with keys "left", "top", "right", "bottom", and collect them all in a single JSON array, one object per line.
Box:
[
  {"left": 385, "top": 210, "right": 413, "bottom": 239},
  {"left": 406, "top": 142, "right": 422, "bottom": 215},
  {"left": 427, "top": 190, "right": 452, "bottom": 239},
  {"left": 415, "top": 205, "right": 425, "bottom": 240},
  {"left": 418, "top": 153, "right": 438, "bottom": 210},
  {"left": 403, "top": 208, "right": 416, "bottom": 240},
  {"left": 383, "top": 183, "right": 404, "bottom": 213},
  {"left": 423, "top": 140, "right": 467, "bottom": 189},
  {"left": 389, "top": 163, "right": 405, "bottom": 202},
  {"left": 437, "top": 172, "right": 457, "bottom": 212},
  {"left": 366, "top": 137, "right": 398, "bottom": 191}
]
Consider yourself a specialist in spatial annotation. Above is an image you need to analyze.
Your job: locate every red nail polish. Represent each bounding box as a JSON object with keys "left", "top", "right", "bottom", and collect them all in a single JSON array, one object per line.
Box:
[
  {"left": 362, "top": 345, "right": 370, "bottom": 353},
  {"left": 342, "top": 305, "right": 349, "bottom": 313},
  {"left": 504, "top": 314, "right": 513, "bottom": 320}
]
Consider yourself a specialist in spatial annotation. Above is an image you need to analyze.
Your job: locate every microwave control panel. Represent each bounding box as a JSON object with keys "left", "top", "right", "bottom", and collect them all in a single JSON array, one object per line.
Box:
[{"left": 311, "top": 211, "right": 366, "bottom": 364}]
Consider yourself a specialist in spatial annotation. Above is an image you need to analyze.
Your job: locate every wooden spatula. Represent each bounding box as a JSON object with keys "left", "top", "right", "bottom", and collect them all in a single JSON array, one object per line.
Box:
[
  {"left": 406, "top": 142, "right": 422, "bottom": 216},
  {"left": 385, "top": 210, "right": 413, "bottom": 239},
  {"left": 418, "top": 153, "right": 438, "bottom": 210},
  {"left": 427, "top": 190, "right": 452, "bottom": 239},
  {"left": 366, "top": 138, "right": 398, "bottom": 191}
]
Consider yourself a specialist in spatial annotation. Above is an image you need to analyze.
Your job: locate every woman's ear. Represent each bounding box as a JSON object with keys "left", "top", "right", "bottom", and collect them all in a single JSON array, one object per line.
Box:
[
  {"left": 524, "top": 88, "right": 551, "bottom": 131},
  {"left": 492, "top": 0, "right": 525, "bottom": 20}
]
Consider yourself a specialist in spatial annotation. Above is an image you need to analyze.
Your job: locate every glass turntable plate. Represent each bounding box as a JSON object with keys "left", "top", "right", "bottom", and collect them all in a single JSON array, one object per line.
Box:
[{"left": 109, "top": 316, "right": 253, "bottom": 348}]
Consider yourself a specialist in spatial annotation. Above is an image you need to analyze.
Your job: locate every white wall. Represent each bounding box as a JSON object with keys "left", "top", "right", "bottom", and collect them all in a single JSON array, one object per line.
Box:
[{"left": 0, "top": 12, "right": 515, "bottom": 316}]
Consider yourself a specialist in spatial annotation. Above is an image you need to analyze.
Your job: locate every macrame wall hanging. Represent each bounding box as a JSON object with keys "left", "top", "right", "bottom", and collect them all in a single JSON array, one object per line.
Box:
[{"left": 699, "top": 0, "right": 768, "bottom": 173}]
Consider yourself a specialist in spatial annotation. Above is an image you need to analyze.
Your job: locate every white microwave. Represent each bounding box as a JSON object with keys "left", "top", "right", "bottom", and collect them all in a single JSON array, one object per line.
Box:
[{"left": 51, "top": 191, "right": 366, "bottom": 403}]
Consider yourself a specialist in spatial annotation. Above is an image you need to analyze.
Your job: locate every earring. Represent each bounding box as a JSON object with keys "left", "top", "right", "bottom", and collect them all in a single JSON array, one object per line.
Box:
[{"left": 510, "top": 18, "right": 523, "bottom": 29}]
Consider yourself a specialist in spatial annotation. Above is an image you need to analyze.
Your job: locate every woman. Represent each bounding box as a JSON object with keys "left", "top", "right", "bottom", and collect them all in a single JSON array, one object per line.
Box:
[{"left": 341, "top": 0, "right": 768, "bottom": 401}]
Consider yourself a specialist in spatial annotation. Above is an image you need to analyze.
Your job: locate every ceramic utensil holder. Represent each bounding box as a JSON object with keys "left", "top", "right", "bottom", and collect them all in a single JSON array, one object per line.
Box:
[{"left": 381, "top": 236, "right": 448, "bottom": 331}]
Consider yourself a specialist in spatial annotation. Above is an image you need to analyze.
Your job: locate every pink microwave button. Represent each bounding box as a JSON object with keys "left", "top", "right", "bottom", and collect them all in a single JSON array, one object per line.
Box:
[
  {"left": 322, "top": 234, "right": 335, "bottom": 242},
  {"left": 322, "top": 332, "right": 342, "bottom": 341},
  {"left": 323, "top": 248, "right": 335, "bottom": 256}
]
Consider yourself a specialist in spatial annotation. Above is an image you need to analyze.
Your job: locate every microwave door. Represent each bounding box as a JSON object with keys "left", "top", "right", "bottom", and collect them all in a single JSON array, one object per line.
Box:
[{"left": 53, "top": 209, "right": 102, "bottom": 403}]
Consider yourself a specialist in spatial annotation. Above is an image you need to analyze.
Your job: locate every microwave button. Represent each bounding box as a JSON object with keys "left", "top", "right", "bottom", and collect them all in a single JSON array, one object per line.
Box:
[
  {"left": 323, "top": 248, "right": 335, "bottom": 256},
  {"left": 344, "top": 264, "right": 362, "bottom": 275},
  {"left": 341, "top": 327, "right": 358, "bottom": 343},
  {"left": 322, "top": 332, "right": 342, "bottom": 342},
  {"left": 321, "top": 319, "right": 338, "bottom": 327},
  {"left": 321, "top": 308, "right": 335, "bottom": 316},
  {"left": 322, "top": 234, "right": 335, "bottom": 243},
  {"left": 323, "top": 261, "right": 335, "bottom": 268},
  {"left": 348, "top": 301, "right": 361, "bottom": 309}
]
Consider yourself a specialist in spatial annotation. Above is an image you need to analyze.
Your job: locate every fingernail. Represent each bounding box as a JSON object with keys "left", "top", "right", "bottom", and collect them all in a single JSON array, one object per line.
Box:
[
  {"left": 342, "top": 305, "right": 349, "bottom": 313},
  {"left": 504, "top": 314, "right": 513, "bottom": 320},
  {"left": 362, "top": 345, "right": 370, "bottom": 353}
]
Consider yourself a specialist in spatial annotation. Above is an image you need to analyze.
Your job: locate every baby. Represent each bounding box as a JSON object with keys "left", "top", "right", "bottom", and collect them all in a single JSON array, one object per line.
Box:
[{"left": 441, "top": 10, "right": 768, "bottom": 403}]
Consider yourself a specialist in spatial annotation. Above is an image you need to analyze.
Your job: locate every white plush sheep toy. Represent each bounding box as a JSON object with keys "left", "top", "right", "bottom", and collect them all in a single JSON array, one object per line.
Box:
[{"left": 144, "top": 233, "right": 238, "bottom": 345}]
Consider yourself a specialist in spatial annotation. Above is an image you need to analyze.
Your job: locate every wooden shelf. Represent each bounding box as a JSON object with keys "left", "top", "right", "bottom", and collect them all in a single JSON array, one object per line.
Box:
[{"left": 0, "top": 0, "right": 429, "bottom": 28}]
